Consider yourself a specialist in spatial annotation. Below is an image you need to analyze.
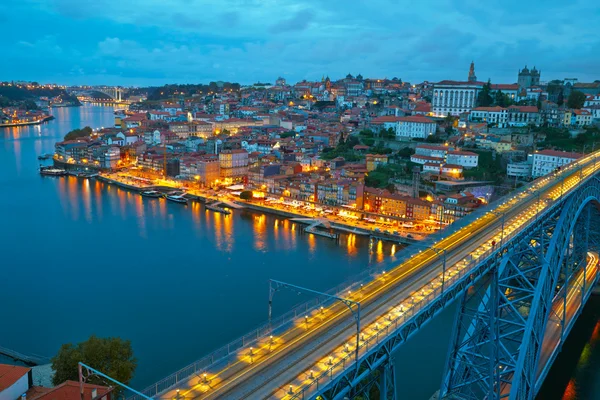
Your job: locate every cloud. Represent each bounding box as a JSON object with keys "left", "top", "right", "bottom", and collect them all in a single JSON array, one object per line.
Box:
[
  {"left": 0, "top": 0, "right": 598, "bottom": 85},
  {"left": 269, "top": 9, "right": 315, "bottom": 33}
]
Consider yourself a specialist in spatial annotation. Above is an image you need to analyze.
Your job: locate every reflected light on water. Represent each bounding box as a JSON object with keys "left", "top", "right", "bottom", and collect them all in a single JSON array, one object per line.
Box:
[
  {"left": 253, "top": 214, "right": 266, "bottom": 251},
  {"left": 376, "top": 239, "right": 384, "bottom": 263}
]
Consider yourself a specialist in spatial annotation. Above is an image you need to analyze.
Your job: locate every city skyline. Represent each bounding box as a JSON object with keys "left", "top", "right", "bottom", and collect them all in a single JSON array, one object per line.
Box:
[{"left": 1, "top": 0, "right": 599, "bottom": 86}]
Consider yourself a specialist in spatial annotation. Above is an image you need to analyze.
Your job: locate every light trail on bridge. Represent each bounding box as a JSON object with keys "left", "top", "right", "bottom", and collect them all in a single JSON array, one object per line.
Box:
[{"left": 144, "top": 152, "right": 600, "bottom": 400}]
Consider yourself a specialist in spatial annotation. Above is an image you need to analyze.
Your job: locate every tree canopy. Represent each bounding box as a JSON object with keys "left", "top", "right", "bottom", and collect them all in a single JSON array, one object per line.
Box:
[
  {"left": 567, "top": 90, "right": 586, "bottom": 109},
  {"left": 51, "top": 335, "right": 137, "bottom": 387},
  {"left": 64, "top": 126, "right": 93, "bottom": 141},
  {"left": 240, "top": 190, "right": 253, "bottom": 200},
  {"left": 476, "top": 80, "right": 493, "bottom": 107}
]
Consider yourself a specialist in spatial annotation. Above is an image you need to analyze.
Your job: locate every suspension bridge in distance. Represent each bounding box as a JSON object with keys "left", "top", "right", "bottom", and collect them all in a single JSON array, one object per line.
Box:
[{"left": 86, "top": 150, "right": 600, "bottom": 400}]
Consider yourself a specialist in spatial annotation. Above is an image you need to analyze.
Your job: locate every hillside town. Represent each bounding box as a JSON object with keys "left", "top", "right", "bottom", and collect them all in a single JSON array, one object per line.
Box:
[{"left": 48, "top": 64, "right": 600, "bottom": 232}]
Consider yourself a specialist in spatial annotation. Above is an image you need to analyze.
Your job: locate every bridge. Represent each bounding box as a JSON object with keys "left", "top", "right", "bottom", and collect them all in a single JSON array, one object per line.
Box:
[{"left": 87, "top": 151, "right": 600, "bottom": 400}]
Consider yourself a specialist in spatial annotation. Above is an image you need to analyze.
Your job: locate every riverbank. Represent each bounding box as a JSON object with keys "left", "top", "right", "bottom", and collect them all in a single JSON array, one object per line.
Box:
[
  {"left": 0, "top": 115, "right": 54, "bottom": 128},
  {"left": 92, "top": 172, "right": 423, "bottom": 243}
]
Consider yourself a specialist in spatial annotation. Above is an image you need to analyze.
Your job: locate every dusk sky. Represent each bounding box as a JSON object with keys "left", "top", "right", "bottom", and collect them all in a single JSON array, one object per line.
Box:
[{"left": 2, "top": 0, "right": 599, "bottom": 86}]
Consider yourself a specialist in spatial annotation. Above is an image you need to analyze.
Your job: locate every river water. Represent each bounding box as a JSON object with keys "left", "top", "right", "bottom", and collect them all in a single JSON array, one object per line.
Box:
[{"left": 0, "top": 104, "right": 598, "bottom": 399}]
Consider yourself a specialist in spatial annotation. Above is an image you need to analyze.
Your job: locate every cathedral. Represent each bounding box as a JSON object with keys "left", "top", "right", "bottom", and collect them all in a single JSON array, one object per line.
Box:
[{"left": 518, "top": 65, "right": 541, "bottom": 89}]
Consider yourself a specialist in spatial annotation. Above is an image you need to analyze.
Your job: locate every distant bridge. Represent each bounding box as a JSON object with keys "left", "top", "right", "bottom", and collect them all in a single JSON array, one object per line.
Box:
[{"left": 0, "top": 345, "right": 49, "bottom": 366}]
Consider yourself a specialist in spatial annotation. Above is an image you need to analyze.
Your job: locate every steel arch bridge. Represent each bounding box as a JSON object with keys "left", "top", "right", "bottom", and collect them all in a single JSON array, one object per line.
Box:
[{"left": 87, "top": 153, "right": 600, "bottom": 400}]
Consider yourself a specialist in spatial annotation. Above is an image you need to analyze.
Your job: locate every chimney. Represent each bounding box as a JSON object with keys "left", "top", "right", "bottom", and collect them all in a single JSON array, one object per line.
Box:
[
  {"left": 21, "top": 393, "right": 26, "bottom": 400},
  {"left": 92, "top": 389, "right": 98, "bottom": 399}
]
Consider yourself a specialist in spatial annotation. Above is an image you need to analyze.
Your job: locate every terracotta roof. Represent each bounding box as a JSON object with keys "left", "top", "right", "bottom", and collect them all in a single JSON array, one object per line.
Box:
[
  {"left": 397, "top": 115, "right": 435, "bottom": 124},
  {"left": 0, "top": 364, "right": 30, "bottom": 391},
  {"left": 29, "top": 380, "right": 110, "bottom": 400},
  {"left": 448, "top": 150, "right": 478, "bottom": 156},
  {"left": 536, "top": 150, "right": 582, "bottom": 159},
  {"left": 472, "top": 106, "right": 505, "bottom": 112},
  {"left": 491, "top": 84, "right": 519, "bottom": 91}
]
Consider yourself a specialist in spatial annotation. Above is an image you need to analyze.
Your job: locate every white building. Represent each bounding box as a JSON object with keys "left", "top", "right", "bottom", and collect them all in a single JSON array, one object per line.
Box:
[
  {"left": 423, "top": 163, "right": 464, "bottom": 175},
  {"left": 531, "top": 150, "right": 581, "bottom": 178},
  {"left": 0, "top": 365, "right": 31, "bottom": 400},
  {"left": 415, "top": 144, "right": 450, "bottom": 159},
  {"left": 469, "top": 106, "right": 508, "bottom": 127},
  {"left": 396, "top": 116, "right": 437, "bottom": 139},
  {"left": 446, "top": 150, "right": 479, "bottom": 168},
  {"left": 432, "top": 80, "right": 483, "bottom": 117},
  {"left": 507, "top": 161, "right": 532, "bottom": 178},
  {"left": 411, "top": 154, "right": 445, "bottom": 165}
]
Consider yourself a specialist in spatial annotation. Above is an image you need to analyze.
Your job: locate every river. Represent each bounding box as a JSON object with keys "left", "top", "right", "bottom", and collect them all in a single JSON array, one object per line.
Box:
[{"left": 0, "top": 104, "right": 598, "bottom": 399}]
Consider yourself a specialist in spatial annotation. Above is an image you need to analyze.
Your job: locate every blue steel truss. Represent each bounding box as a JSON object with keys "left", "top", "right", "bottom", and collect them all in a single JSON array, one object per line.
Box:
[
  {"left": 441, "top": 177, "right": 600, "bottom": 400},
  {"left": 309, "top": 174, "right": 600, "bottom": 400}
]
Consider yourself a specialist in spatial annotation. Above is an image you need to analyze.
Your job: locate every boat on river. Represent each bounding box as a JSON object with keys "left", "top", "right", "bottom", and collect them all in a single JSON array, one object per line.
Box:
[
  {"left": 205, "top": 203, "right": 231, "bottom": 215},
  {"left": 166, "top": 192, "right": 188, "bottom": 204},
  {"left": 141, "top": 190, "right": 163, "bottom": 198},
  {"left": 39, "top": 167, "right": 67, "bottom": 176}
]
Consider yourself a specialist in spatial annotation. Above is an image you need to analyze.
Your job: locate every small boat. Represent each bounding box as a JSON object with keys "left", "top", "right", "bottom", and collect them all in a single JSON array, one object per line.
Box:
[
  {"left": 39, "top": 167, "right": 67, "bottom": 176},
  {"left": 141, "top": 190, "right": 163, "bottom": 198},
  {"left": 166, "top": 192, "right": 188, "bottom": 204},
  {"left": 206, "top": 203, "right": 231, "bottom": 215},
  {"left": 37, "top": 153, "right": 53, "bottom": 160}
]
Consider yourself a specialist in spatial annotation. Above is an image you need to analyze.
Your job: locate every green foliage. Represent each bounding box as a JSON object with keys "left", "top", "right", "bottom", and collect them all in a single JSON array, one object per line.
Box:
[
  {"left": 279, "top": 131, "right": 296, "bottom": 138},
  {"left": 362, "top": 138, "right": 375, "bottom": 146},
  {"left": 51, "top": 335, "right": 136, "bottom": 387},
  {"left": 64, "top": 126, "right": 93, "bottom": 141},
  {"left": 240, "top": 190, "right": 253, "bottom": 200},
  {"left": 21, "top": 100, "right": 39, "bottom": 110},
  {"left": 320, "top": 138, "right": 361, "bottom": 161},
  {"left": 426, "top": 134, "right": 445, "bottom": 143},
  {"left": 397, "top": 147, "right": 415, "bottom": 158},
  {"left": 369, "top": 146, "right": 393, "bottom": 155},
  {"left": 567, "top": 90, "right": 586, "bottom": 109},
  {"left": 381, "top": 127, "right": 396, "bottom": 139},
  {"left": 358, "top": 129, "right": 374, "bottom": 138},
  {"left": 365, "top": 164, "right": 409, "bottom": 188},
  {"left": 477, "top": 80, "right": 493, "bottom": 107},
  {"left": 494, "top": 90, "right": 513, "bottom": 107},
  {"left": 462, "top": 150, "right": 503, "bottom": 182}
]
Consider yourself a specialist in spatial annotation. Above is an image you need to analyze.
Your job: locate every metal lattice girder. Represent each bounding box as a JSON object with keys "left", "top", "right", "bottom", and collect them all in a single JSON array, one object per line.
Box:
[{"left": 442, "top": 177, "right": 600, "bottom": 400}]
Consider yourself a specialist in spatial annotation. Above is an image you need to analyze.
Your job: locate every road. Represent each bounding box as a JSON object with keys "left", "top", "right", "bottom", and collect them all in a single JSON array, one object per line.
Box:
[{"left": 150, "top": 154, "right": 600, "bottom": 400}]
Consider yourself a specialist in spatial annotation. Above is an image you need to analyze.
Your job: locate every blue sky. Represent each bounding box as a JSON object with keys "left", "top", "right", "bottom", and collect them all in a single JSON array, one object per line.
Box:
[{"left": 1, "top": 0, "right": 599, "bottom": 86}]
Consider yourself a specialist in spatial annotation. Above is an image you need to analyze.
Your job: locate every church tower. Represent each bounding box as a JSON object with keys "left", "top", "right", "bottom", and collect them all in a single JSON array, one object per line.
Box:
[{"left": 468, "top": 61, "right": 477, "bottom": 82}]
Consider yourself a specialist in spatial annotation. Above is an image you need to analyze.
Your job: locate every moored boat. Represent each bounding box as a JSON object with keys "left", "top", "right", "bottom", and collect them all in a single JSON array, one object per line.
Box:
[
  {"left": 141, "top": 190, "right": 163, "bottom": 198},
  {"left": 39, "top": 167, "right": 67, "bottom": 176},
  {"left": 205, "top": 203, "right": 231, "bottom": 215},
  {"left": 166, "top": 192, "right": 188, "bottom": 204}
]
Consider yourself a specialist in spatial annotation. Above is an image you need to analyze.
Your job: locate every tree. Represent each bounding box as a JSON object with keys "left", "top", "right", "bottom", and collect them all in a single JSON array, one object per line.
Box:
[
  {"left": 477, "top": 80, "right": 493, "bottom": 107},
  {"left": 64, "top": 126, "right": 93, "bottom": 141},
  {"left": 51, "top": 335, "right": 136, "bottom": 387},
  {"left": 567, "top": 90, "right": 586, "bottom": 109},
  {"left": 240, "top": 190, "right": 253, "bottom": 200}
]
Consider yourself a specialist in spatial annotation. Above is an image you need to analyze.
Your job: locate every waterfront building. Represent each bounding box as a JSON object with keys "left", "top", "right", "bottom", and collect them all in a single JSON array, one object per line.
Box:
[
  {"left": 531, "top": 149, "right": 581, "bottom": 178},
  {"left": 363, "top": 187, "right": 431, "bottom": 220},
  {"left": 219, "top": 149, "right": 249, "bottom": 182}
]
